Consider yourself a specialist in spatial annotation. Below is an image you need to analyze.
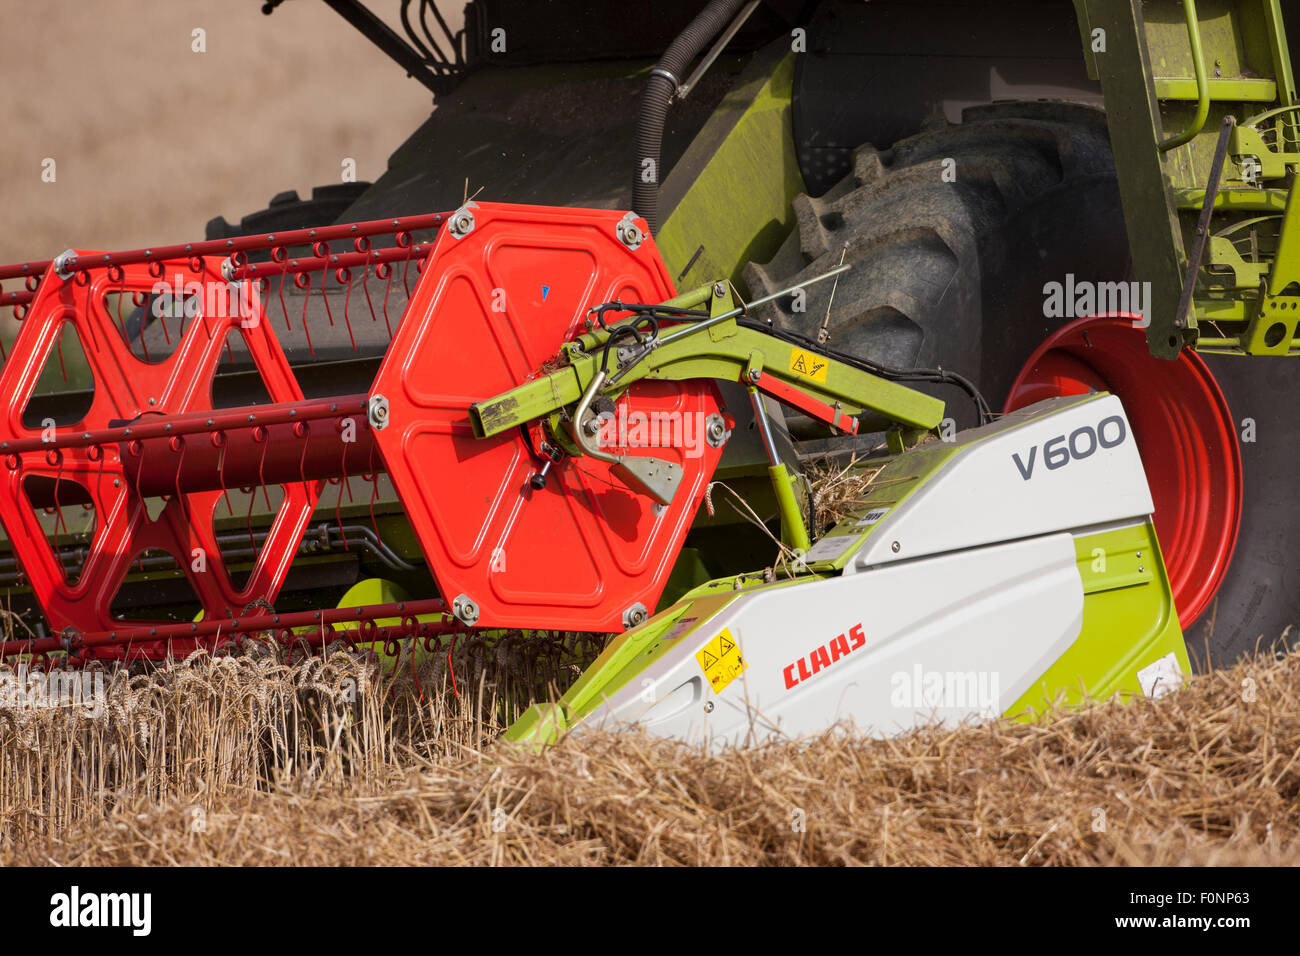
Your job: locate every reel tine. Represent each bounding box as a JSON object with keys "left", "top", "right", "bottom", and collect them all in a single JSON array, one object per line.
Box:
[
  {"left": 278, "top": 269, "right": 291, "bottom": 332},
  {"left": 297, "top": 420, "right": 312, "bottom": 495},
  {"left": 196, "top": 280, "right": 211, "bottom": 341},
  {"left": 257, "top": 429, "right": 272, "bottom": 510},
  {"left": 137, "top": 301, "right": 151, "bottom": 362},
  {"left": 380, "top": 263, "right": 394, "bottom": 338},
  {"left": 366, "top": 473, "right": 380, "bottom": 539},
  {"left": 327, "top": 478, "right": 343, "bottom": 554},
  {"left": 447, "top": 631, "right": 460, "bottom": 698},
  {"left": 334, "top": 429, "right": 353, "bottom": 551},
  {"left": 402, "top": 253, "right": 413, "bottom": 300},
  {"left": 156, "top": 281, "right": 172, "bottom": 345},
  {"left": 366, "top": 442, "right": 380, "bottom": 539},
  {"left": 341, "top": 458, "right": 354, "bottom": 504},
  {"left": 244, "top": 483, "right": 257, "bottom": 553},
  {"left": 361, "top": 257, "right": 378, "bottom": 326},
  {"left": 340, "top": 267, "right": 357, "bottom": 351},
  {"left": 123, "top": 268, "right": 151, "bottom": 362},
  {"left": 173, "top": 436, "right": 191, "bottom": 532},
  {"left": 297, "top": 272, "right": 315, "bottom": 355},
  {"left": 217, "top": 434, "right": 235, "bottom": 517},
  {"left": 319, "top": 259, "right": 335, "bottom": 328}
]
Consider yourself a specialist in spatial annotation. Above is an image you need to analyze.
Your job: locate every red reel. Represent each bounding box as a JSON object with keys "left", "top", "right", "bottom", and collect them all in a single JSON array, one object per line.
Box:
[{"left": 0, "top": 255, "right": 320, "bottom": 658}]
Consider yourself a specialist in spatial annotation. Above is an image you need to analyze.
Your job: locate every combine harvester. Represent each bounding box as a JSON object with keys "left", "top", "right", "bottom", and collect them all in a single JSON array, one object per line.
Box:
[{"left": 0, "top": 0, "right": 1295, "bottom": 749}]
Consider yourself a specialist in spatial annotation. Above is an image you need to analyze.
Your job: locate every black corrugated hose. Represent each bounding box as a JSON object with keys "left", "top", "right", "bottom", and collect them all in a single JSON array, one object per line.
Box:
[{"left": 632, "top": 0, "right": 748, "bottom": 234}]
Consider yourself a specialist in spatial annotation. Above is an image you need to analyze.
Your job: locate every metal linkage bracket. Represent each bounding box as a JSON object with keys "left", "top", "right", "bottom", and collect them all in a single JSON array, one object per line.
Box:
[{"left": 471, "top": 274, "right": 944, "bottom": 446}]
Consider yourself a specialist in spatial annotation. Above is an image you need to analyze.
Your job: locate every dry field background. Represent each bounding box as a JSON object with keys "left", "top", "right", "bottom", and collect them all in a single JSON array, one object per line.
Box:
[
  {"left": 0, "top": 642, "right": 1298, "bottom": 866},
  {"left": 0, "top": 0, "right": 440, "bottom": 268}
]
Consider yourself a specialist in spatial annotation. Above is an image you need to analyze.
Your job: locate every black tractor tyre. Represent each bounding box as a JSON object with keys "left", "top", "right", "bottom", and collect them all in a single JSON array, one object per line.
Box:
[
  {"left": 1190, "top": 355, "right": 1300, "bottom": 667},
  {"left": 204, "top": 182, "right": 373, "bottom": 241},
  {"left": 744, "top": 100, "right": 1298, "bottom": 668},
  {"left": 746, "top": 101, "right": 1129, "bottom": 436}
]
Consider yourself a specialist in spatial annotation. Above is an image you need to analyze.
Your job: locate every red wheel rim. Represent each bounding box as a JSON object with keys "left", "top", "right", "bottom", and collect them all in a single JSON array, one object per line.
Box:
[{"left": 1004, "top": 315, "right": 1242, "bottom": 628}]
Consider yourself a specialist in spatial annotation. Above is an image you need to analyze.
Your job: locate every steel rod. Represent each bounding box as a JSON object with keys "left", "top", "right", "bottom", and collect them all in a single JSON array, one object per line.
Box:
[{"left": 0, "top": 597, "right": 454, "bottom": 656}]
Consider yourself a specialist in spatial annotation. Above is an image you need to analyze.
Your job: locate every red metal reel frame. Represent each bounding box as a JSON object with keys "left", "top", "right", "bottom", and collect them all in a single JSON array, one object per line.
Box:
[
  {"left": 370, "top": 203, "right": 725, "bottom": 632},
  {"left": 0, "top": 255, "right": 321, "bottom": 657}
]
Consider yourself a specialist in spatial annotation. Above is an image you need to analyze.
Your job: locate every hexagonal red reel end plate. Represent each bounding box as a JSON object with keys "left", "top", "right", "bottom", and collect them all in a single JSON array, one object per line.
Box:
[{"left": 370, "top": 203, "right": 724, "bottom": 631}]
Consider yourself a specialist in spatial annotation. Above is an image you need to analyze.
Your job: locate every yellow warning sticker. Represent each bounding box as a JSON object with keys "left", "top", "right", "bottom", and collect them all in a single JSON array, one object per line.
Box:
[
  {"left": 695, "top": 627, "right": 747, "bottom": 694},
  {"left": 788, "top": 347, "right": 828, "bottom": 383}
]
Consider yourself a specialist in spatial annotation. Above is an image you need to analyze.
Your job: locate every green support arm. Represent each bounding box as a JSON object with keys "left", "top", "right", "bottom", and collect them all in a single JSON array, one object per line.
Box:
[{"left": 470, "top": 282, "right": 944, "bottom": 441}]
